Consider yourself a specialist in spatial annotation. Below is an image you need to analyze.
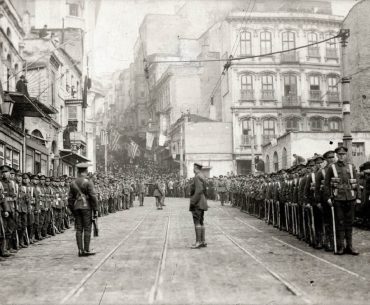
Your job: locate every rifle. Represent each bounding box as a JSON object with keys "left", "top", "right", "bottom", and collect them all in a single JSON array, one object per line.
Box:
[
  {"left": 50, "top": 208, "right": 56, "bottom": 236},
  {"left": 92, "top": 214, "right": 99, "bottom": 237},
  {"left": 309, "top": 205, "right": 316, "bottom": 246},
  {"left": 331, "top": 205, "right": 337, "bottom": 253}
]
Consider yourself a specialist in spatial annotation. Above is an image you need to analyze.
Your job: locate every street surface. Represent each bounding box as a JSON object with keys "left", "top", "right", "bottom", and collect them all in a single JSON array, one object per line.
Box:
[{"left": 1, "top": 197, "right": 370, "bottom": 305}]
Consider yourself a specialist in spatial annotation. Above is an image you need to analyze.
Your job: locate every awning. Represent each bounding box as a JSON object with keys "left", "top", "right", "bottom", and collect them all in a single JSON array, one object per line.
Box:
[
  {"left": 32, "top": 98, "right": 58, "bottom": 114},
  {"left": 6, "top": 91, "right": 46, "bottom": 118},
  {"left": 59, "top": 149, "right": 90, "bottom": 166}
]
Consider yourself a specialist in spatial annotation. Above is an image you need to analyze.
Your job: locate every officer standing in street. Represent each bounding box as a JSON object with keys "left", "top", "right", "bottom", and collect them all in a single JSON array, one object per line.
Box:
[
  {"left": 189, "top": 163, "right": 208, "bottom": 249},
  {"left": 68, "top": 163, "right": 98, "bottom": 257},
  {"left": 324, "top": 146, "right": 361, "bottom": 255}
]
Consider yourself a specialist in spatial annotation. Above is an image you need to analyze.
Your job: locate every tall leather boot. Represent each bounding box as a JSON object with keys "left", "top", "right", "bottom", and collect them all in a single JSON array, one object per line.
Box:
[
  {"left": 76, "top": 231, "right": 84, "bottom": 257},
  {"left": 335, "top": 230, "right": 345, "bottom": 255},
  {"left": 83, "top": 232, "right": 95, "bottom": 256},
  {"left": 191, "top": 226, "right": 202, "bottom": 249},
  {"left": 344, "top": 228, "right": 359, "bottom": 255},
  {"left": 200, "top": 226, "right": 207, "bottom": 247}
]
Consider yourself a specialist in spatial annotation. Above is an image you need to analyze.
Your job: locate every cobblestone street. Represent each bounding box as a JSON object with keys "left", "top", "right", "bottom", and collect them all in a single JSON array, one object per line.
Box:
[{"left": 1, "top": 197, "right": 370, "bottom": 305}]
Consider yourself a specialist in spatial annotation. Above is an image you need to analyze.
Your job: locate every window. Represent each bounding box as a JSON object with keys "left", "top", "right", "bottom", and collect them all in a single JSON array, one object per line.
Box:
[
  {"left": 34, "top": 153, "right": 41, "bottom": 174},
  {"left": 26, "top": 148, "right": 34, "bottom": 173},
  {"left": 273, "top": 151, "right": 279, "bottom": 172},
  {"left": 41, "top": 154, "right": 47, "bottom": 175},
  {"left": 0, "top": 143, "right": 4, "bottom": 166},
  {"left": 284, "top": 75, "right": 297, "bottom": 96},
  {"left": 266, "top": 155, "right": 270, "bottom": 173},
  {"left": 260, "top": 31, "right": 272, "bottom": 54},
  {"left": 12, "top": 150, "right": 20, "bottom": 170},
  {"left": 240, "top": 31, "right": 252, "bottom": 55},
  {"left": 51, "top": 70, "right": 56, "bottom": 106},
  {"left": 326, "top": 34, "right": 338, "bottom": 58},
  {"left": 310, "top": 117, "right": 323, "bottom": 131},
  {"left": 329, "top": 119, "right": 342, "bottom": 131},
  {"left": 69, "top": 3, "right": 79, "bottom": 16},
  {"left": 309, "top": 76, "right": 320, "bottom": 91},
  {"left": 242, "top": 119, "right": 254, "bottom": 136},
  {"left": 241, "top": 75, "right": 253, "bottom": 91},
  {"left": 68, "top": 106, "right": 78, "bottom": 120},
  {"left": 5, "top": 147, "right": 12, "bottom": 166},
  {"left": 308, "top": 33, "right": 318, "bottom": 45},
  {"left": 263, "top": 119, "right": 275, "bottom": 136},
  {"left": 286, "top": 117, "right": 300, "bottom": 131},
  {"left": 262, "top": 75, "right": 273, "bottom": 91},
  {"left": 282, "top": 32, "right": 295, "bottom": 50},
  {"left": 327, "top": 76, "right": 338, "bottom": 93}
]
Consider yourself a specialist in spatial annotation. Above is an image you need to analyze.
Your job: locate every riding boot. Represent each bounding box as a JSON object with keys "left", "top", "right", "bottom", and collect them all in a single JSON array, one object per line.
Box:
[
  {"left": 335, "top": 230, "right": 345, "bottom": 255},
  {"left": 191, "top": 226, "right": 202, "bottom": 249},
  {"left": 344, "top": 228, "right": 359, "bottom": 255},
  {"left": 83, "top": 232, "right": 95, "bottom": 256},
  {"left": 200, "top": 226, "right": 207, "bottom": 247}
]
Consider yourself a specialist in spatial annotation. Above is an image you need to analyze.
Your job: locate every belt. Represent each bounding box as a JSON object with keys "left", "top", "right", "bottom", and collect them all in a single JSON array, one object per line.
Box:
[
  {"left": 336, "top": 185, "right": 352, "bottom": 190},
  {"left": 5, "top": 197, "right": 14, "bottom": 201}
]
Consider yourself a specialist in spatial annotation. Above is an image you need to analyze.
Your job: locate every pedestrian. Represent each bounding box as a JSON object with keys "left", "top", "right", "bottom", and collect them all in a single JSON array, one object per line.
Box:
[
  {"left": 189, "top": 163, "right": 208, "bottom": 249},
  {"left": 68, "top": 163, "right": 98, "bottom": 257},
  {"left": 153, "top": 178, "right": 163, "bottom": 210}
]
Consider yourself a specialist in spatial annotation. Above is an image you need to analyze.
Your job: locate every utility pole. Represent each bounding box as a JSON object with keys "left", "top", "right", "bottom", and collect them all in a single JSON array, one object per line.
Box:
[
  {"left": 179, "top": 117, "right": 184, "bottom": 178},
  {"left": 339, "top": 29, "right": 352, "bottom": 161},
  {"left": 250, "top": 108, "right": 255, "bottom": 175},
  {"left": 104, "top": 131, "right": 108, "bottom": 174}
]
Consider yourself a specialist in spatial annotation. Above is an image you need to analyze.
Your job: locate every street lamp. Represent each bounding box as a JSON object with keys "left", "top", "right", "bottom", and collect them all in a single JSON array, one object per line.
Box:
[{"left": 0, "top": 94, "right": 16, "bottom": 116}]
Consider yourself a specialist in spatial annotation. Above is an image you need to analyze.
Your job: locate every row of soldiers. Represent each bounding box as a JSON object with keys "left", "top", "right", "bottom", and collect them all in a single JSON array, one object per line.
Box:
[{"left": 229, "top": 146, "right": 367, "bottom": 255}]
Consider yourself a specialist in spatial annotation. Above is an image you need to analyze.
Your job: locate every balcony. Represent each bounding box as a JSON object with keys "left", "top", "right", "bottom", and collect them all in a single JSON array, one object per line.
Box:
[
  {"left": 69, "top": 131, "right": 87, "bottom": 145},
  {"left": 327, "top": 92, "right": 340, "bottom": 103},
  {"left": 326, "top": 48, "right": 338, "bottom": 59},
  {"left": 240, "top": 89, "right": 255, "bottom": 101},
  {"left": 281, "top": 51, "right": 299, "bottom": 63},
  {"left": 309, "top": 90, "right": 322, "bottom": 101},
  {"left": 261, "top": 90, "right": 275, "bottom": 101},
  {"left": 307, "top": 47, "right": 320, "bottom": 58},
  {"left": 282, "top": 95, "right": 301, "bottom": 107},
  {"left": 240, "top": 134, "right": 256, "bottom": 146}
]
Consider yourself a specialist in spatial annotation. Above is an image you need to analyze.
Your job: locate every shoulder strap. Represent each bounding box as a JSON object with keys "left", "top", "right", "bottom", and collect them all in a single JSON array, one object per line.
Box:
[
  {"left": 331, "top": 164, "right": 338, "bottom": 178},
  {"left": 322, "top": 169, "right": 326, "bottom": 179},
  {"left": 348, "top": 164, "right": 354, "bottom": 179},
  {"left": 74, "top": 179, "right": 86, "bottom": 197}
]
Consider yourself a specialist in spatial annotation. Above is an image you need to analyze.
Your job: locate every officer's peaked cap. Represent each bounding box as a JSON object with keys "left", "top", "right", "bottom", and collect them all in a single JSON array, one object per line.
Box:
[
  {"left": 194, "top": 163, "right": 203, "bottom": 169},
  {"left": 360, "top": 161, "right": 370, "bottom": 171},
  {"left": 335, "top": 146, "right": 348, "bottom": 154},
  {"left": 323, "top": 150, "right": 335, "bottom": 159}
]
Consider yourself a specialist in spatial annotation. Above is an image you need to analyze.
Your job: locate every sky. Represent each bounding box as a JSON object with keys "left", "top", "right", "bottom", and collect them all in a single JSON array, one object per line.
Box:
[{"left": 91, "top": 0, "right": 357, "bottom": 79}]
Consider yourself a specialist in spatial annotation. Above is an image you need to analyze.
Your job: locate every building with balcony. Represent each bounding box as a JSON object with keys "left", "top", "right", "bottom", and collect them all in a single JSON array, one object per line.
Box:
[{"left": 202, "top": 3, "right": 343, "bottom": 174}]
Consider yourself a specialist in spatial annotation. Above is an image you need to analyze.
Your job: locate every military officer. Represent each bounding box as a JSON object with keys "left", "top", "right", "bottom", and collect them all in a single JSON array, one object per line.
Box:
[
  {"left": 137, "top": 178, "right": 146, "bottom": 206},
  {"left": 189, "top": 163, "right": 208, "bottom": 249},
  {"left": 68, "top": 163, "right": 98, "bottom": 257},
  {"left": 324, "top": 146, "right": 361, "bottom": 255}
]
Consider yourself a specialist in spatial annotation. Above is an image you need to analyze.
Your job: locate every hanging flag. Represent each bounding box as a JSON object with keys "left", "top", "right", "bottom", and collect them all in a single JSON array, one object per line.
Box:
[
  {"left": 146, "top": 132, "right": 154, "bottom": 150},
  {"left": 100, "top": 130, "right": 108, "bottom": 145},
  {"left": 129, "top": 140, "right": 139, "bottom": 159},
  {"left": 82, "top": 75, "right": 88, "bottom": 108}
]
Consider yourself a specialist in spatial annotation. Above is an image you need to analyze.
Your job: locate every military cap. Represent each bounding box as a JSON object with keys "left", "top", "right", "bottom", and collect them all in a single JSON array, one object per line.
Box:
[
  {"left": 194, "top": 163, "right": 203, "bottom": 169},
  {"left": 306, "top": 158, "right": 315, "bottom": 166},
  {"left": 15, "top": 169, "right": 22, "bottom": 176},
  {"left": 51, "top": 177, "right": 60, "bottom": 182},
  {"left": 0, "top": 165, "right": 13, "bottom": 173},
  {"left": 10, "top": 168, "right": 15, "bottom": 174},
  {"left": 31, "top": 175, "right": 39, "bottom": 180},
  {"left": 335, "top": 146, "right": 348, "bottom": 154},
  {"left": 360, "top": 161, "right": 370, "bottom": 172},
  {"left": 323, "top": 150, "right": 335, "bottom": 159},
  {"left": 313, "top": 155, "right": 324, "bottom": 163},
  {"left": 22, "top": 173, "right": 30, "bottom": 179},
  {"left": 45, "top": 177, "right": 51, "bottom": 181},
  {"left": 39, "top": 175, "right": 46, "bottom": 180}
]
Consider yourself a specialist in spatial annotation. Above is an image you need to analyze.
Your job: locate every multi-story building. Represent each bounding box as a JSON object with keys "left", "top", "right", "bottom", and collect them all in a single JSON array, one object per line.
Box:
[{"left": 204, "top": 3, "right": 343, "bottom": 174}]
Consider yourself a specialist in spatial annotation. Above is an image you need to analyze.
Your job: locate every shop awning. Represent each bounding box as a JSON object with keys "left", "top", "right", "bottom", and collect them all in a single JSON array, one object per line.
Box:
[
  {"left": 59, "top": 149, "right": 90, "bottom": 165},
  {"left": 6, "top": 91, "right": 46, "bottom": 118},
  {"left": 32, "top": 98, "right": 58, "bottom": 114}
]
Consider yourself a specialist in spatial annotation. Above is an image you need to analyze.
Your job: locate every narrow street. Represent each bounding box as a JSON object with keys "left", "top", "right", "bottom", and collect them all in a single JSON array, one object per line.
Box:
[{"left": 0, "top": 197, "right": 370, "bottom": 305}]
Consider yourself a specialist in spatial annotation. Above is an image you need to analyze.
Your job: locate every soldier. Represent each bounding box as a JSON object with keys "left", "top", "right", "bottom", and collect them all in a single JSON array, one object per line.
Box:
[
  {"left": 18, "top": 173, "right": 30, "bottom": 247},
  {"left": 0, "top": 165, "right": 17, "bottom": 256},
  {"left": 137, "top": 178, "right": 146, "bottom": 206},
  {"left": 13, "top": 169, "right": 22, "bottom": 249},
  {"left": 218, "top": 176, "right": 227, "bottom": 206},
  {"left": 44, "top": 177, "right": 56, "bottom": 236},
  {"left": 359, "top": 162, "right": 370, "bottom": 226},
  {"left": 324, "top": 146, "right": 361, "bottom": 255},
  {"left": 31, "top": 175, "right": 43, "bottom": 240},
  {"left": 153, "top": 177, "right": 164, "bottom": 210},
  {"left": 189, "top": 163, "right": 208, "bottom": 249},
  {"left": 68, "top": 163, "right": 98, "bottom": 257}
]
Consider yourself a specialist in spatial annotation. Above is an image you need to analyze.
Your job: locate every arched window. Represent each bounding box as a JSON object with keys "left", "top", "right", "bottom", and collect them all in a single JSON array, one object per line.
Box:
[
  {"left": 310, "top": 117, "right": 323, "bottom": 131},
  {"left": 260, "top": 31, "right": 272, "bottom": 54},
  {"left": 240, "top": 75, "right": 253, "bottom": 100},
  {"left": 262, "top": 119, "right": 276, "bottom": 144},
  {"left": 261, "top": 75, "right": 274, "bottom": 100},
  {"left": 31, "top": 130, "right": 46, "bottom": 146},
  {"left": 282, "top": 148, "right": 287, "bottom": 169},
  {"left": 266, "top": 155, "right": 270, "bottom": 173},
  {"left": 329, "top": 118, "right": 342, "bottom": 131},
  {"left": 273, "top": 151, "right": 279, "bottom": 172},
  {"left": 240, "top": 31, "right": 252, "bottom": 56},
  {"left": 241, "top": 118, "right": 255, "bottom": 146},
  {"left": 286, "top": 117, "right": 300, "bottom": 132},
  {"left": 282, "top": 31, "right": 296, "bottom": 50},
  {"left": 307, "top": 33, "right": 319, "bottom": 57}
]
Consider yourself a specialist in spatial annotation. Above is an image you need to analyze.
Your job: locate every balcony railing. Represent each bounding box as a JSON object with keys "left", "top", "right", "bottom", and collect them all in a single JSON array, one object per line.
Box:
[
  {"left": 281, "top": 51, "right": 299, "bottom": 63},
  {"left": 309, "top": 90, "right": 322, "bottom": 101},
  {"left": 326, "top": 48, "right": 338, "bottom": 59},
  {"left": 69, "top": 131, "right": 87, "bottom": 144},
  {"left": 282, "top": 95, "right": 301, "bottom": 107},
  {"left": 307, "top": 47, "right": 320, "bottom": 58},
  {"left": 241, "top": 134, "right": 256, "bottom": 146},
  {"left": 262, "top": 135, "right": 275, "bottom": 145},
  {"left": 327, "top": 91, "right": 340, "bottom": 103},
  {"left": 240, "top": 89, "right": 255, "bottom": 101},
  {"left": 261, "top": 90, "right": 275, "bottom": 100}
]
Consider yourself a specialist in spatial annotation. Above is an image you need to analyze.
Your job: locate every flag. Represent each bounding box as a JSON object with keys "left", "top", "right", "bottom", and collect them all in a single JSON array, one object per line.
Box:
[
  {"left": 146, "top": 132, "right": 154, "bottom": 150},
  {"left": 158, "top": 134, "right": 167, "bottom": 146},
  {"left": 129, "top": 140, "right": 139, "bottom": 159},
  {"left": 110, "top": 130, "right": 121, "bottom": 151}
]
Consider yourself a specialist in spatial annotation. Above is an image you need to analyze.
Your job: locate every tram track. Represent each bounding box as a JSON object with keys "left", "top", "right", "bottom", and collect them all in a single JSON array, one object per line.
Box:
[
  {"left": 219, "top": 206, "right": 367, "bottom": 280},
  {"left": 60, "top": 207, "right": 153, "bottom": 304}
]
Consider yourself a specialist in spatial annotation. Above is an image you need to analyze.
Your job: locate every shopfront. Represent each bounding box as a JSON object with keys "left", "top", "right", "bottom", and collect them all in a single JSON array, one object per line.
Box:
[{"left": 25, "top": 137, "right": 49, "bottom": 175}]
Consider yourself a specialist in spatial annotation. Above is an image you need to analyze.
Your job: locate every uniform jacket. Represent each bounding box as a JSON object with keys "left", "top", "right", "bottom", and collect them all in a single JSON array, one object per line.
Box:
[
  {"left": 68, "top": 177, "right": 98, "bottom": 211},
  {"left": 153, "top": 181, "right": 163, "bottom": 198},
  {"left": 189, "top": 173, "right": 208, "bottom": 211}
]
